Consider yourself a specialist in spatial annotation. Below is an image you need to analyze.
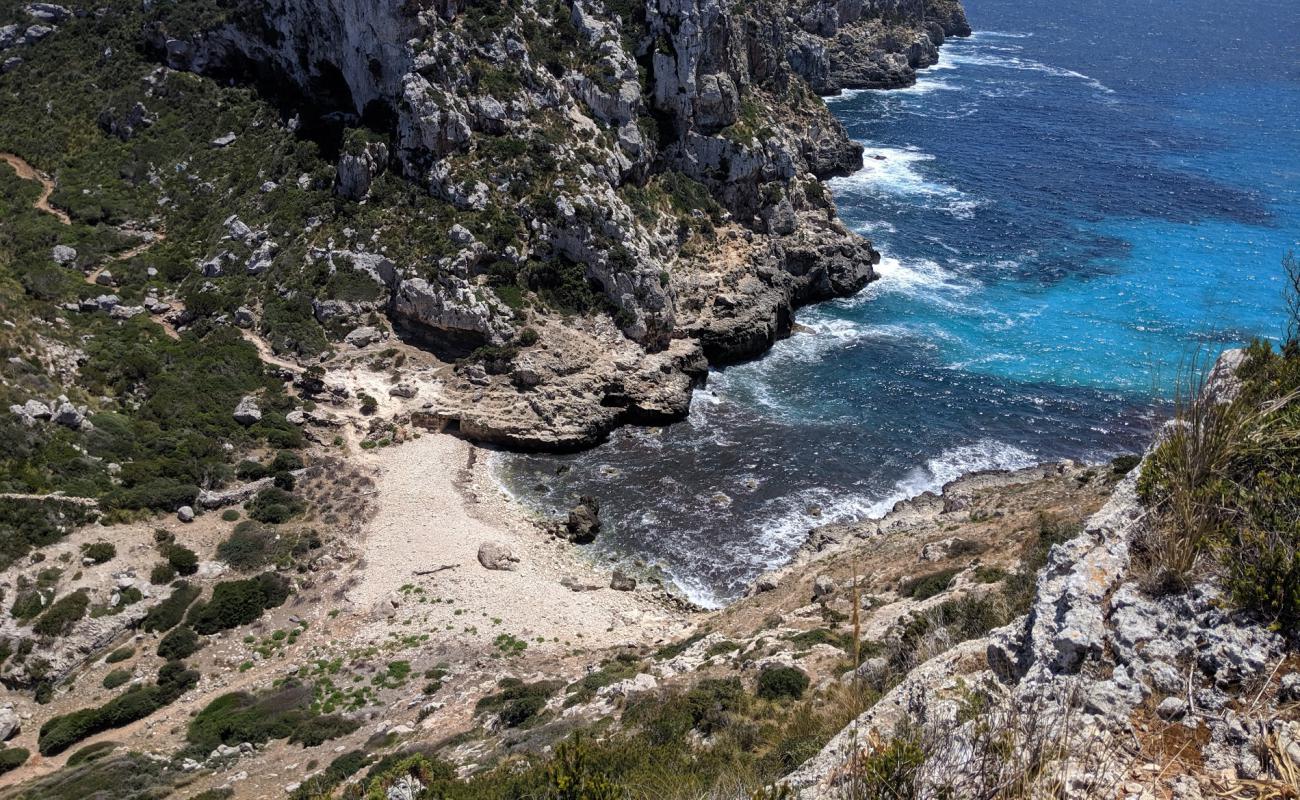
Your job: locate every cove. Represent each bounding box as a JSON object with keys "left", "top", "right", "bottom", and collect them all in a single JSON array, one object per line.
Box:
[{"left": 498, "top": 0, "right": 1300, "bottom": 607}]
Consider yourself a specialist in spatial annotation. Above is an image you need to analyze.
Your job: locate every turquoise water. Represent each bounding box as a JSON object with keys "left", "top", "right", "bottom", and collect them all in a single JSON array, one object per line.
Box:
[{"left": 501, "top": 0, "right": 1300, "bottom": 606}]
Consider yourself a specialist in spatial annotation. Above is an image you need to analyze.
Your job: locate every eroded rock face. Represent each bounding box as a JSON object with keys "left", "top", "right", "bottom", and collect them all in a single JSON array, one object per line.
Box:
[{"left": 150, "top": 0, "right": 962, "bottom": 448}]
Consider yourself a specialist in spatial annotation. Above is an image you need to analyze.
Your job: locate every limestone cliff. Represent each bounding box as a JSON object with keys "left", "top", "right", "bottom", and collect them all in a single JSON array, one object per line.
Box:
[{"left": 146, "top": 0, "right": 966, "bottom": 448}]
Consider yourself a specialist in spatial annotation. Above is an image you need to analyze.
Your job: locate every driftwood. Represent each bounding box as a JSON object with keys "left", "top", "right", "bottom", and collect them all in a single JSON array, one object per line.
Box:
[{"left": 413, "top": 564, "right": 459, "bottom": 576}]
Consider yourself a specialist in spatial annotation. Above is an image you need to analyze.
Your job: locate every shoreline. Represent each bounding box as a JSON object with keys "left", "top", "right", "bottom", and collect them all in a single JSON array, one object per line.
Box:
[{"left": 345, "top": 431, "right": 697, "bottom": 654}]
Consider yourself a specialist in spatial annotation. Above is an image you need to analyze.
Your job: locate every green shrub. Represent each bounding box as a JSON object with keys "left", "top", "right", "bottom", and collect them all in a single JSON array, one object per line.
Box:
[
  {"left": 246, "top": 487, "right": 305, "bottom": 524},
  {"left": 0, "top": 747, "right": 29, "bottom": 775},
  {"left": 39, "top": 662, "right": 198, "bottom": 755},
  {"left": 164, "top": 543, "right": 199, "bottom": 576},
  {"left": 149, "top": 561, "right": 177, "bottom": 584},
  {"left": 157, "top": 626, "right": 201, "bottom": 660},
  {"left": 187, "top": 683, "right": 356, "bottom": 753},
  {"left": 899, "top": 567, "right": 961, "bottom": 601},
  {"left": 65, "top": 740, "right": 117, "bottom": 767},
  {"left": 216, "top": 521, "right": 273, "bottom": 570},
  {"left": 756, "top": 667, "right": 809, "bottom": 701},
  {"left": 102, "top": 669, "right": 132, "bottom": 690},
  {"left": 81, "top": 541, "right": 116, "bottom": 564},
  {"left": 221, "top": 509, "right": 240, "bottom": 522},
  {"left": 475, "top": 678, "right": 561, "bottom": 728},
  {"left": 105, "top": 646, "right": 134, "bottom": 664},
  {"left": 10, "top": 589, "right": 48, "bottom": 620},
  {"left": 1111, "top": 454, "right": 1141, "bottom": 476},
  {"left": 141, "top": 582, "right": 200, "bottom": 632},
  {"left": 187, "top": 573, "right": 290, "bottom": 634},
  {"left": 33, "top": 589, "right": 90, "bottom": 637}
]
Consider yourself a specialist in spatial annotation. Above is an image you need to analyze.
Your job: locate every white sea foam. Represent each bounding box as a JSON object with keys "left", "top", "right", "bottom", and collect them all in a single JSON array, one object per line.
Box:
[
  {"left": 972, "top": 30, "right": 1034, "bottom": 39},
  {"left": 743, "top": 439, "right": 1039, "bottom": 585},
  {"left": 823, "top": 88, "right": 868, "bottom": 104},
  {"left": 945, "top": 50, "right": 1114, "bottom": 94},
  {"left": 829, "top": 145, "right": 957, "bottom": 198}
]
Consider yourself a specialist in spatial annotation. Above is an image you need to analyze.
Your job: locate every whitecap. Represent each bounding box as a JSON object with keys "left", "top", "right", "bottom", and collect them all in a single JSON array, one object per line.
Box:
[
  {"left": 945, "top": 50, "right": 1114, "bottom": 94},
  {"left": 828, "top": 145, "right": 960, "bottom": 199}
]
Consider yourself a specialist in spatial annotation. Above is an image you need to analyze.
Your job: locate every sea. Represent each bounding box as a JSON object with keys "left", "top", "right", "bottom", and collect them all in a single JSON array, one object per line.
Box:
[{"left": 497, "top": 0, "right": 1300, "bottom": 607}]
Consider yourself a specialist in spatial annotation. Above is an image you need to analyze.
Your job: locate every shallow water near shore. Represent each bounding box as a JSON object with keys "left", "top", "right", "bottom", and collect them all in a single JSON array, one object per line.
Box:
[{"left": 498, "top": 0, "right": 1300, "bottom": 607}]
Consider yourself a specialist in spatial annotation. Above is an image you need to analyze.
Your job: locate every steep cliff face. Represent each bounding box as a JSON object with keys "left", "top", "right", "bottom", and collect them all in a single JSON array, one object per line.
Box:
[{"left": 145, "top": 0, "right": 963, "bottom": 447}]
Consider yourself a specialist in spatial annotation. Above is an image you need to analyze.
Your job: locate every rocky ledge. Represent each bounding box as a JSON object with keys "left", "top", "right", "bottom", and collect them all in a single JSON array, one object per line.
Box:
[{"left": 145, "top": 0, "right": 965, "bottom": 450}]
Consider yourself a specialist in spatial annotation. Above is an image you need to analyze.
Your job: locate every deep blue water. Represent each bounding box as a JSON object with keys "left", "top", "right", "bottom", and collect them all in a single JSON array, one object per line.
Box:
[{"left": 500, "top": 0, "right": 1300, "bottom": 606}]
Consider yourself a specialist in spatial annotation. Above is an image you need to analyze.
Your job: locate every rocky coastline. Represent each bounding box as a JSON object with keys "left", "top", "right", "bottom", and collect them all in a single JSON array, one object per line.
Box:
[{"left": 145, "top": 0, "right": 968, "bottom": 451}]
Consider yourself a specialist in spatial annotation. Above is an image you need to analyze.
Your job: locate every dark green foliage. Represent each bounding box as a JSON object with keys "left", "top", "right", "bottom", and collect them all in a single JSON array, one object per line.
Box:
[
  {"left": 32, "top": 589, "right": 90, "bottom": 637},
  {"left": 10, "top": 589, "right": 48, "bottom": 620},
  {"left": 216, "top": 520, "right": 274, "bottom": 569},
  {"left": 2, "top": 752, "right": 175, "bottom": 800},
  {"left": 38, "top": 661, "right": 198, "bottom": 755},
  {"left": 65, "top": 740, "right": 118, "bottom": 767},
  {"left": 149, "top": 561, "right": 176, "bottom": 584},
  {"left": 221, "top": 509, "right": 241, "bottom": 522},
  {"left": 187, "top": 572, "right": 290, "bottom": 634},
  {"left": 104, "top": 646, "right": 134, "bottom": 664},
  {"left": 102, "top": 669, "right": 132, "bottom": 690},
  {"left": 0, "top": 499, "right": 98, "bottom": 571},
  {"left": 246, "top": 486, "right": 305, "bottom": 524},
  {"left": 187, "top": 683, "right": 357, "bottom": 753},
  {"left": 1111, "top": 454, "right": 1141, "bottom": 475},
  {"left": 289, "top": 750, "right": 370, "bottom": 800},
  {"left": 475, "top": 678, "right": 561, "bottom": 728},
  {"left": 141, "top": 581, "right": 200, "bottom": 632},
  {"left": 81, "top": 541, "right": 116, "bottom": 564},
  {"left": 756, "top": 667, "right": 809, "bottom": 701},
  {"left": 157, "top": 625, "right": 201, "bottom": 660},
  {"left": 164, "top": 543, "right": 199, "bottom": 576},
  {"left": 899, "top": 567, "right": 961, "bottom": 601},
  {"left": 0, "top": 747, "right": 29, "bottom": 774}
]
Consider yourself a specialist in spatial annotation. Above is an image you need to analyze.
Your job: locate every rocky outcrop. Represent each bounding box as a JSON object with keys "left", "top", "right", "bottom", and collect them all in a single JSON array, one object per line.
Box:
[
  {"left": 146, "top": 0, "right": 964, "bottom": 448},
  {"left": 784, "top": 350, "right": 1290, "bottom": 799}
]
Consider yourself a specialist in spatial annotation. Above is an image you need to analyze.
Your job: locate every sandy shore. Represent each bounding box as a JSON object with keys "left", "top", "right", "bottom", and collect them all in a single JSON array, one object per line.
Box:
[{"left": 347, "top": 431, "right": 693, "bottom": 653}]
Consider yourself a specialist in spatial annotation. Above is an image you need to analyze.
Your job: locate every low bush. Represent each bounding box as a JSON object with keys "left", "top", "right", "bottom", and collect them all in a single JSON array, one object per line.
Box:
[
  {"left": 102, "top": 669, "right": 132, "bottom": 690},
  {"left": 141, "top": 582, "right": 200, "bottom": 632},
  {"left": 149, "top": 561, "right": 177, "bottom": 584},
  {"left": 33, "top": 589, "right": 90, "bottom": 637},
  {"left": 475, "top": 678, "right": 561, "bottom": 728},
  {"left": 164, "top": 543, "right": 199, "bottom": 576},
  {"left": 216, "top": 521, "right": 274, "bottom": 570},
  {"left": 0, "top": 747, "right": 29, "bottom": 775},
  {"left": 81, "top": 541, "right": 116, "bottom": 564},
  {"left": 187, "top": 683, "right": 357, "bottom": 753},
  {"left": 157, "top": 626, "right": 201, "bottom": 660},
  {"left": 900, "top": 567, "right": 961, "bottom": 601},
  {"left": 10, "top": 589, "right": 47, "bottom": 620},
  {"left": 187, "top": 573, "right": 290, "bottom": 634},
  {"left": 246, "top": 487, "right": 305, "bottom": 524},
  {"left": 756, "top": 667, "right": 809, "bottom": 701},
  {"left": 105, "top": 646, "right": 134, "bottom": 664},
  {"left": 39, "top": 661, "right": 198, "bottom": 755}
]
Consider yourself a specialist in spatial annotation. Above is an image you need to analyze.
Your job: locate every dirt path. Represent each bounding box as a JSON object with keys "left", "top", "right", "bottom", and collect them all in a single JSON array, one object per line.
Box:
[
  {"left": 84, "top": 229, "right": 167, "bottom": 286},
  {"left": 239, "top": 328, "right": 301, "bottom": 372},
  {"left": 1, "top": 152, "right": 70, "bottom": 225}
]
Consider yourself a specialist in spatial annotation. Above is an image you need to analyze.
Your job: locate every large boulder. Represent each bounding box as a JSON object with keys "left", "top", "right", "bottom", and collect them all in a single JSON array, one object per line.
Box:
[
  {"left": 0, "top": 704, "right": 20, "bottom": 741},
  {"left": 477, "top": 541, "right": 519, "bottom": 571},
  {"left": 561, "top": 496, "right": 601, "bottom": 544},
  {"left": 233, "top": 395, "right": 261, "bottom": 425}
]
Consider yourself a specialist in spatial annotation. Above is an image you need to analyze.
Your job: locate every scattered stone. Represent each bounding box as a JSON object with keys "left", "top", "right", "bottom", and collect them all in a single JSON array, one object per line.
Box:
[
  {"left": 389, "top": 383, "right": 418, "bottom": 398},
  {"left": 95, "top": 270, "right": 114, "bottom": 286},
  {"left": 610, "top": 570, "right": 636, "bottom": 591},
  {"left": 1156, "top": 697, "right": 1186, "bottom": 721},
  {"left": 753, "top": 572, "right": 780, "bottom": 593},
  {"left": 477, "top": 541, "right": 519, "bottom": 571},
  {"left": 233, "top": 306, "right": 255, "bottom": 328},
  {"left": 177, "top": 505, "right": 195, "bottom": 523},
  {"left": 812, "top": 574, "right": 836, "bottom": 599},
  {"left": 233, "top": 395, "right": 261, "bottom": 425},
  {"left": 286, "top": 409, "right": 306, "bottom": 425},
  {"left": 211, "top": 131, "right": 237, "bottom": 147}
]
